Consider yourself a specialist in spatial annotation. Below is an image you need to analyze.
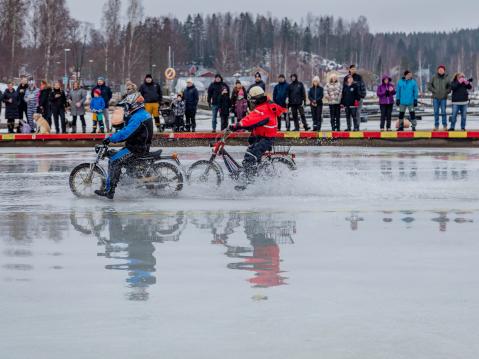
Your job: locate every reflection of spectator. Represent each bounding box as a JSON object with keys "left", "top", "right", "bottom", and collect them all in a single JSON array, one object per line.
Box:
[{"left": 449, "top": 73, "right": 473, "bottom": 131}]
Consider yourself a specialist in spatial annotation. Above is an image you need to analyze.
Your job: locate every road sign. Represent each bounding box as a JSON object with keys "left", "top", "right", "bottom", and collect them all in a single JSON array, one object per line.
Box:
[{"left": 164, "top": 67, "right": 176, "bottom": 80}]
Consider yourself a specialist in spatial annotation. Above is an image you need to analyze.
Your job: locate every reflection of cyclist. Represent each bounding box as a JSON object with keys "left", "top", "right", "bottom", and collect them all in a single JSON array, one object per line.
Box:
[
  {"left": 228, "top": 86, "right": 286, "bottom": 189},
  {"left": 96, "top": 92, "right": 153, "bottom": 199}
]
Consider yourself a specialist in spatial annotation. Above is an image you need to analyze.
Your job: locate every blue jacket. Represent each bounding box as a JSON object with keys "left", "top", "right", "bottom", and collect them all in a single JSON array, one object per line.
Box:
[
  {"left": 396, "top": 78, "right": 418, "bottom": 106},
  {"left": 90, "top": 96, "right": 105, "bottom": 112},
  {"left": 273, "top": 82, "right": 289, "bottom": 107},
  {"left": 109, "top": 108, "right": 153, "bottom": 154},
  {"left": 183, "top": 85, "right": 199, "bottom": 112}
]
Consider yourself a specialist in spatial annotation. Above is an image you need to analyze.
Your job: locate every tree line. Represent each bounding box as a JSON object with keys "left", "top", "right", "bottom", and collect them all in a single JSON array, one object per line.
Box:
[{"left": 0, "top": 0, "right": 478, "bottom": 88}]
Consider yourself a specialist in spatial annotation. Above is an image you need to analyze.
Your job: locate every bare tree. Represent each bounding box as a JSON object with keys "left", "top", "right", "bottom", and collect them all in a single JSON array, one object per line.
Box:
[{"left": 102, "top": 0, "right": 122, "bottom": 79}]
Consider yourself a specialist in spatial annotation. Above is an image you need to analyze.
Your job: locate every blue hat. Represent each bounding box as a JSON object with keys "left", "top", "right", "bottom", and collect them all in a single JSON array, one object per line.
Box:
[{"left": 98, "top": 77, "right": 105, "bottom": 82}]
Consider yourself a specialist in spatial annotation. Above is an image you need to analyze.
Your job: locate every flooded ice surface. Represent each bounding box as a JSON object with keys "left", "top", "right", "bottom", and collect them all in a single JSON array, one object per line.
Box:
[{"left": 1, "top": 146, "right": 479, "bottom": 359}]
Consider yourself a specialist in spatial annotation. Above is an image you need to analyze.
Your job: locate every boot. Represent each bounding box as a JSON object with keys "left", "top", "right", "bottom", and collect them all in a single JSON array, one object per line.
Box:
[
  {"left": 82, "top": 126, "right": 86, "bottom": 134},
  {"left": 94, "top": 189, "right": 115, "bottom": 200},
  {"left": 71, "top": 126, "right": 77, "bottom": 134}
]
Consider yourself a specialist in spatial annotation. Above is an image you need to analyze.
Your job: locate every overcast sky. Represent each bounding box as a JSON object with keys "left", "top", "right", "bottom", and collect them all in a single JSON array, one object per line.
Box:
[{"left": 67, "top": 0, "right": 479, "bottom": 33}]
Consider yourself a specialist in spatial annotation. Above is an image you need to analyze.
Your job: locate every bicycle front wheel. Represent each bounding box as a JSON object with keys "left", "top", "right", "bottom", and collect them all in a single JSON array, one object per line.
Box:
[{"left": 187, "top": 160, "right": 223, "bottom": 188}]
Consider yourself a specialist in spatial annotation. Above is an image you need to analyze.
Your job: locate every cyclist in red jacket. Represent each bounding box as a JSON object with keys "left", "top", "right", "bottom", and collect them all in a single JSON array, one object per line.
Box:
[{"left": 229, "top": 86, "right": 286, "bottom": 188}]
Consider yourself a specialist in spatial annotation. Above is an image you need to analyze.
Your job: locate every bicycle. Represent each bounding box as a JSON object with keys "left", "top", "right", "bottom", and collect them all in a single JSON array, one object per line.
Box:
[
  {"left": 69, "top": 144, "right": 184, "bottom": 198},
  {"left": 186, "top": 130, "right": 297, "bottom": 188}
]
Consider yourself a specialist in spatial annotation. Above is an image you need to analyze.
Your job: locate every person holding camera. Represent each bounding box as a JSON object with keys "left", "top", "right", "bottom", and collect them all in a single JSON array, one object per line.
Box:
[{"left": 449, "top": 73, "right": 473, "bottom": 131}]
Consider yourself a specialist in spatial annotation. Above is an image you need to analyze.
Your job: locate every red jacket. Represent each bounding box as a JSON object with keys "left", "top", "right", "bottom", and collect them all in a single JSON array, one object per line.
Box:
[{"left": 239, "top": 100, "right": 286, "bottom": 138}]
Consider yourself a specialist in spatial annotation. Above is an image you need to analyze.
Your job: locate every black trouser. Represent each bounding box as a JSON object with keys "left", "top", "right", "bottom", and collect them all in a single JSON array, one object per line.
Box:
[
  {"left": 329, "top": 104, "right": 341, "bottom": 131},
  {"left": 277, "top": 112, "right": 289, "bottom": 131},
  {"left": 290, "top": 105, "right": 309, "bottom": 130},
  {"left": 52, "top": 108, "right": 66, "bottom": 133},
  {"left": 174, "top": 115, "right": 184, "bottom": 131},
  {"left": 18, "top": 102, "right": 28, "bottom": 121},
  {"left": 72, "top": 115, "right": 86, "bottom": 132},
  {"left": 345, "top": 106, "right": 359, "bottom": 131},
  {"left": 6, "top": 118, "right": 15, "bottom": 133},
  {"left": 311, "top": 105, "right": 323, "bottom": 131},
  {"left": 220, "top": 114, "right": 229, "bottom": 131},
  {"left": 185, "top": 110, "right": 196, "bottom": 131},
  {"left": 380, "top": 104, "right": 393, "bottom": 130},
  {"left": 244, "top": 136, "right": 273, "bottom": 178}
]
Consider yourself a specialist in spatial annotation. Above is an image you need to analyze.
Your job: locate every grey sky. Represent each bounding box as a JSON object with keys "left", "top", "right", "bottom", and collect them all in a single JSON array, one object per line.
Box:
[{"left": 67, "top": 0, "right": 479, "bottom": 33}]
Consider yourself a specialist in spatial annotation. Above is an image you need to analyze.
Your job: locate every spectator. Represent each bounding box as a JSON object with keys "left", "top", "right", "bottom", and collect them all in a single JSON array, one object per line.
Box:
[
  {"left": 248, "top": 72, "right": 266, "bottom": 92},
  {"left": 344, "top": 65, "right": 366, "bottom": 125},
  {"left": 341, "top": 75, "right": 361, "bottom": 131},
  {"left": 172, "top": 93, "right": 185, "bottom": 132},
  {"left": 396, "top": 70, "right": 419, "bottom": 132},
  {"left": 139, "top": 74, "right": 163, "bottom": 132},
  {"left": 376, "top": 75, "right": 396, "bottom": 131},
  {"left": 16, "top": 77, "right": 28, "bottom": 122},
  {"left": 68, "top": 81, "right": 87, "bottom": 133},
  {"left": 38, "top": 80, "right": 52, "bottom": 126},
  {"left": 183, "top": 78, "right": 199, "bottom": 132},
  {"left": 91, "top": 77, "right": 112, "bottom": 132},
  {"left": 207, "top": 74, "right": 229, "bottom": 132},
  {"left": 428, "top": 65, "right": 451, "bottom": 131},
  {"left": 2, "top": 81, "right": 19, "bottom": 133},
  {"left": 49, "top": 81, "right": 67, "bottom": 134},
  {"left": 219, "top": 87, "right": 231, "bottom": 131},
  {"left": 231, "top": 80, "right": 248, "bottom": 123},
  {"left": 0, "top": 89, "right": 3, "bottom": 118},
  {"left": 449, "top": 73, "right": 473, "bottom": 131},
  {"left": 324, "top": 73, "right": 342, "bottom": 131},
  {"left": 308, "top": 76, "right": 324, "bottom": 131},
  {"left": 90, "top": 89, "right": 106, "bottom": 133},
  {"left": 273, "top": 74, "right": 289, "bottom": 131},
  {"left": 287, "top": 74, "right": 310, "bottom": 131},
  {"left": 25, "top": 80, "right": 39, "bottom": 132}
]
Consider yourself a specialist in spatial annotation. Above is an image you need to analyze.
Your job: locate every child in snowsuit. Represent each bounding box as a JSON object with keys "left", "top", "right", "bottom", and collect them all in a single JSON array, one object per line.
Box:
[
  {"left": 90, "top": 89, "right": 106, "bottom": 133},
  {"left": 172, "top": 93, "right": 186, "bottom": 132}
]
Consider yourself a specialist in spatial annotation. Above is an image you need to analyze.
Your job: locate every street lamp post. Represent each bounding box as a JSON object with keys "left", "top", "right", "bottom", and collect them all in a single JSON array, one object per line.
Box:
[
  {"left": 64, "top": 48, "right": 71, "bottom": 86},
  {"left": 89, "top": 59, "right": 94, "bottom": 83},
  {"left": 152, "top": 64, "right": 157, "bottom": 79}
]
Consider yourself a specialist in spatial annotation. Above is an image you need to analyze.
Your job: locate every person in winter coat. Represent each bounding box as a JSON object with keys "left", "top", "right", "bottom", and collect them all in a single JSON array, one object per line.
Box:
[
  {"left": 139, "top": 74, "right": 163, "bottom": 132},
  {"left": 2, "top": 82, "right": 19, "bottom": 133},
  {"left": 68, "top": 81, "right": 88, "bottom": 133},
  {"left": 49, "top": 81, "right": 68, "bottom": 134},
  {"left": 428, "top": 65, "right": 451, "bottom": 131},
  {"left": 231, "top": 80, "right": 248, "bottom": 123},
  {"left": 344, "top": 65, "right": 366, "bottom": 125},
  {"left": 248, "top": 72, "right": 266, "bottom": 92},
  {"left": 207, "top": 74, "right": 229, "bottom": 132},
  {"left": 449, "top": 72, "right": 473, "bottom": 131},
  {"left": 219, "top": 87, "right": 232, "bottom": 131},
  {"left": 90, "top": 89, "right": 106, "bottom": 133},
  {"left": 308, "top": 76, "right": 324, "bottom": 131},
  {"left": 341, "top": 75, "right": 361, "bottom": 131},
  {"left": 396, "top": 70, "right": 419, "bottom": 131},
  {"left": 91, "top": 77, "right": 112, "bottom": 132},
  {"left": 376, "top": 76, "right": 396, "bottom": 131},
  {"left": 25, "top": 80, "right": 40, "bottom": 132},
  {"left": 272, "top": 74, "right": 289, "bottom": 131},
  {"left": 324, "top": 73, "right": 342, "bottom": 131},
  {"left": 172, "top": 93, "right": 186, "bottom": 132},
  {"left": 183, "top": 78, "right": 199, "bottom": 132},
  {"left": 38, "top": 80, "right": 52, "bottom": 126},
  {"left": 16, "top": 77, "right": 29, "bottom": 121},
  {"left": 228, "top": 86, "right": 287, "bottom": 190},
  {"left": 287, "top": 74, "right": 310, "bottom": 131}
]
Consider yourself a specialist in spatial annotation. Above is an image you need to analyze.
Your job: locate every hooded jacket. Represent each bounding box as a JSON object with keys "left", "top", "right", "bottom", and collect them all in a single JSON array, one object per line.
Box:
[
  {"left": 109, "top": 108, "right": 153, "bottom": 154},
  {"left": 183, "top": 85, "right": 199, "bottom": 112},
  {"left": 396, "top": 77, "right": 418, "bottom": 106},
  {"left": 427, "top": 73, "right": 451, "bottom": 100},
  {"left": 377, "top": 76, "right": 396, "bottom": 105},
  {"left": 287, "top": 77, "right": 306, "bottom": 106},
  {"left": 139, "top": 80, "right": 163, "bottom": 104},
  {"left": 2, "top": 88, "right": 19, "bottom": 119}
]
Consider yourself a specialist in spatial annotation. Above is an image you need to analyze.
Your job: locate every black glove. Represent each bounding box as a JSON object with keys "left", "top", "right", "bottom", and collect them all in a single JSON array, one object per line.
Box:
[
  {"left": 103, "top": 137, "right": 111, "bottom": 146},
  {"left": 396, "top": 99, "right": 400, "bottom": 106},
  {"left": 228, "top": 123, "right": 240, "bottom": 132},
  {"left": 468, "top": 78, "right": 474, "bottom": 83},
  {"left": 413, "top": 99, "right": 418, "bottom": 107}
]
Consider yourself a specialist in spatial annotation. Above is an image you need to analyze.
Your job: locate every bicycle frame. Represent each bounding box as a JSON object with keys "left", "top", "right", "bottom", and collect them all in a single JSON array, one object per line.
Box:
[{"left": 209, "top": 131, "right": 243, "bottom": 178}]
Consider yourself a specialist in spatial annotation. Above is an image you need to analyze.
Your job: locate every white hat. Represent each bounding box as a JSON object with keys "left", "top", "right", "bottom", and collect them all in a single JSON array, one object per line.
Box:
[
  {"left": 312, "top": 76, "right": 320, "bottom": 84},
  {"left": 186, "top": 78, "right": 194, "bottom": 83},
  {"left": 248, "top": 86, "right": 265, "bottom": 98}
]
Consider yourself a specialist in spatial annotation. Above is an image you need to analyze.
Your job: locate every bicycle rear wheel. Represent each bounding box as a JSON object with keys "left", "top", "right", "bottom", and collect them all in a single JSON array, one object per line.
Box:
[{"left": 146, "top": 162, "right": 184, "bottom": 196}]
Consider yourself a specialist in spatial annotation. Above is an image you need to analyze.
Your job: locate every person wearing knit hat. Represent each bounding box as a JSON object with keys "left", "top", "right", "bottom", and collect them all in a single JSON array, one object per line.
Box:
[
  {"left": 427, "top": 65, "right": 451, "bottom": 131},
  {"left": 90, "top": 88, "right": 106, "bottom": 133},
  {"left": 91, "top": 77, "right": 112, "bottom": 132},
  {"left": 308, "top": 76, "right": 324, "bottom": 131},
  {"left": 248, "top": 71, "right": 266, "bottom": 92},
  {"left": 183, "top": 78, "right": 199, "bottom": 131},
  {"left": 139, "top": 74, "right": 163, "bottom": 132}
]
